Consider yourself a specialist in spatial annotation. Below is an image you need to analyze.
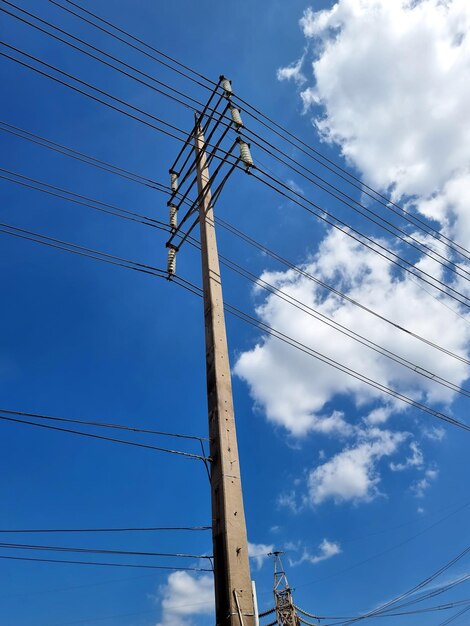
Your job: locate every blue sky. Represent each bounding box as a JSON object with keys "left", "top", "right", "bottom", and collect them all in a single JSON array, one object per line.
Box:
[{"left": 1, "top": 1, "right": 470, "bottom": 625}]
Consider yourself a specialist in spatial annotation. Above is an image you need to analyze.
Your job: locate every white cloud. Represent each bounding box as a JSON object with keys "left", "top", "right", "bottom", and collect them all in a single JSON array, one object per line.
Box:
[
  {"left": 308, "top": 429, "right": 407, "bottom": 504},
  {"left": 277, "top": 55, "right": 306, "bottom": 84},
  {"left": 248, "top": 542, "right": 274, "bottom": 570},
  {"left": 289, "top": 538, "right": 342, "bottom": 566},
  {"left": 423, "top": 426, "right": 446, "bottom": 441},
  {"left": 411, "top": 466, "right": 439, "bottom": 497},
  {"left": 155, "top": 572, "right": 214, "bottom": 626},
  {"left": 234, "top": 227, "right": 470, "bottom": 437},
  {"left": 251, "top": 0, "right": 470, "bottom": 506},
  {"left": 285, "top": 0, "right": 470, "bottom": 245},
  {"left": 277, "top": 489, "right": 304, "bottom": 514},
  {"left": 286, "top": 178, "right": 305, "bottom": 196},
  {"left": 390, "top": 441, "right": 424, "bottom": 471}
]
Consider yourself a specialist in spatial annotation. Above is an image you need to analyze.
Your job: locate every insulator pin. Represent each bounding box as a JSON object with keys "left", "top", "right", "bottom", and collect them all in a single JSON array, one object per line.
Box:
[
  {"left": 167, "top": 246, "right": 177, "bottom": 276},
  {"left": 238, "top": 140, "right": 254, "bottom": 168},
  {"left": 230, "top": 105, "right": 244, "bottom": 127},
  {"left": 170, "top": 171, "right": 178, "bottom": 192},
  {"left": 169, "top": 204, "right": 177, "bottom": 230},
  {"left": 221, "top": 76, "right": 233, "bottom": 97}
]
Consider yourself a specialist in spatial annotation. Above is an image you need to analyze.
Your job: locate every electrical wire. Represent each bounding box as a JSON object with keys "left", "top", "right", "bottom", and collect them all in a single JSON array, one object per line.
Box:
[
  {"left": 247, "top": 135, "right": 470, "bottom": 275},
  {"left": 0, "top": 167, "right": 171, "bottom": 230},
  {"left": 234, "top": 95, "right": 470, "bottom": 262},
  {"left": 0, "top": 222, "right": 171, "bottom": 277},
  {"left": 0, "top": 41, "right": 188, "bottom": 143},
  {"left": 19, "top": 0, "right": 462, "bottom": 281},
  {"left": 0, "top": 526, "right": 210, "bottom": 534},
  {"left": 0, "top": 120, "right": 172, "bottom": 193},
  {"left": 0, "top": 407, "right": 208, "bottom": 441},
  {"left": 0, "top": 1, "right": 204, "bottom": 112},
  {"left": 2, "top": 222, "right": 470, "bottom": 434},
  {"left": 48, "top": 0, "right": 470, "bottom": 266},
  {"left": 0, "top": 554, "right": 211, "bottom": 572},
  {"left": 252, "top": 167, "right": 470, "bottom": 309},
  {"left": 7, "top": 34, "right": 466, "bottom": 312},
  {"left": 3, "top": 118, "right": 469, "bottom": 371},
  {"left": 214, "top": 215, "right": 470, "bottom": 367},
  {"left": 48, "top": 0, "right": 216, "bottom": 91},
  {"left": 332, "top": 543, "right": 470, "bottom": 626},
  {"left": 301, "top": 598, "right": 470, "bottom": 622},
  {"left": 215, "top": 247, "right": 470, "bottom": 400},
  {"left": 0, "top": 541, "right": 211, "bottom": 560},
  {"left": 437, "top": 605, "right": 470, "bottom": 626},
  {"left": 0, "top": 414, "right": 209, "bottom": 462},
  {"left": 46, "top": 0, "right": 470, "bottom": 273}
]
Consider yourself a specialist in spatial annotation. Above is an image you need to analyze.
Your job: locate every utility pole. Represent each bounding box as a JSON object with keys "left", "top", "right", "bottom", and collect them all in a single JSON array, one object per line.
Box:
[{"left": 194, "top": 118, "right": 256, "bottom": 626}]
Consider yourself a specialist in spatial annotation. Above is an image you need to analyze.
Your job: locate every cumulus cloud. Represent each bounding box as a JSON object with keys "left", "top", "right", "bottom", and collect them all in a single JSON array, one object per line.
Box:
[
  {"left": 234, "top": 227, "right": 470, "bottom": 437},
  {"left": 277, "top": 55, "right": 306, "bottom": 84},
  {"left": 423, "top": 426, "right": 446, "bottom": 441},
  {"left": 277, "top": 489, "right": 305, "bottom": 514},
  {"left": 248, "top": 542, "right": 274, "bottom": 570},
  {"left": 279, "top": 0, "right": 470, "bottom": 245},
  {"left": 237, "top": 0, "right": 470, "bottom": 506},
  {"left": 411, "top": 466, "right": 439, "bottom": 497},
  {"left": 289, "top": 538, "right": 342, "bottom": 566},
  {"left": 155, "top": 572, "right": 214, "bottom": 626},
  {"left": 308, "top": 429, "right": 407, "bottom": 504},
  {"left": 390, "top": 441, "right": 424, "bottom": 471}
]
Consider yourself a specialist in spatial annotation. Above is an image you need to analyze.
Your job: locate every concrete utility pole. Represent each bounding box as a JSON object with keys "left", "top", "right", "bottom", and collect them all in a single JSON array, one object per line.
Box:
[{"left": 194, "top": 119, "right": 256, "bottom": 626}]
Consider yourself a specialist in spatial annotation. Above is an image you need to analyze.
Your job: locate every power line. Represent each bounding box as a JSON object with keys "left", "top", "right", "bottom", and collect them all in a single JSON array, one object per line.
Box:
[
  {"left": 299, "top": 598, "right": 470, "bottom": 621},
  {"left": 48, "top": 0, "right": 216, "bottom": 91},
  {"left": 221, "top": 298, "right": 470, "bottom": 432},
  {"left": 247, "top": 135, "right": 470, "bottom": 275},
  {"left": 0, "top": 40, "right": 188, "bottom": 143},
  {"left": 6, "top": 33, "right": 466, "bottom": 314},
  {"left": 251, "top": 167, "right": 470, "bottom": 309},
  {"left": 4, "top": 119, "right": 468, "bottom": 371},
  {"left": 0, "top": 554, "right": 211, "bottom": 572},
  {"left": 0, "top": 526, "right": 211, "bottom": 534},
  {"left": 2, "top": 221, "right": 470, "bottom": 434},
  {"left": 334, "top": 543, "right": 470, "bottom": 626},
  {"left": 48, "top": 0, "right": 470, "bottom": 266},
  {"left": 0, "top": 407, "right": 208, "bottom": 441},
  {"left": 438, "top": 605, "right": 470, "bottom": 626},
  {"left": 215, "top": 247, "right": 470, "bottom": 400},
  {"left": 0, "top": 167, "right": 171, "bottom": 230},
  {"left": 0, "top": 541, "right": 211, "bottom": 560},
  {"left": 227, "top": 87, "right": 470, "bottom": 262},
  {"left": 0, "top": 0, "right": 203, "bottom": 112},
  {"left": 0, "top": 414, "right": 209, "bottom": 462},
  {"left": 214, "top": 215, "right": 470, "bottom": 366},
  {"left": 0, "top": 120, "right": 172, "bottom": 193},
  {"left": 0, "top": 222, "right": 171, "bottom": 278},
  {"left": 181, "top": 226, "right": 470, "bottom": 400},
  {"left": 9, "top": 0, "right": 466, "bottom": 284},
  {"left": 16, "top": 0, "right": 455, "bottom": 283}
]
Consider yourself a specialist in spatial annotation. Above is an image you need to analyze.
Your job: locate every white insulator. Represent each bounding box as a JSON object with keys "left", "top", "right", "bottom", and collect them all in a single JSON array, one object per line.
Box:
[
  {"left": 230, "top": 106, "right": 244, "bottom": 127},
  {"left": 167, "top": 247, "right": 176, "bottom": 275},
  {"left": 239, "top": 140, "right": 254, "bottom": 168},
  {"left": 221, "top": 77, "right": 233, "bottom": 97},
  {"left": 169, "top": 204, "right": 177, "bottom": 230},
  {"left": 170, "top": 171, "right": 178, "bottom": 192}
]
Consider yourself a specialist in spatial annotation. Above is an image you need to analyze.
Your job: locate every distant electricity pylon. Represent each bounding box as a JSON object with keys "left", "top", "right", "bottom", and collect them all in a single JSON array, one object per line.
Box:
[
  {"left": 165, "top": 77, "right": 256, "bottom": 626},
  {"left": 269, "top": 552, "right": 301, "bottom": 626}
]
